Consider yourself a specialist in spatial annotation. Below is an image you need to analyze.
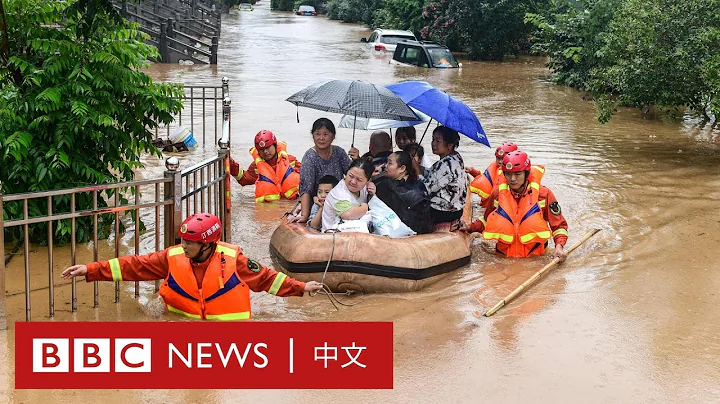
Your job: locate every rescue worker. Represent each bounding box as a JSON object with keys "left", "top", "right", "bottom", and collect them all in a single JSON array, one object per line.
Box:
[
  {"left": 230, "top": 130, "right": 301, "bottom": 203},
  {"left": 464, "top": 151, "right": 568, "bottom": 261},
  {"left": 466, "top": 142, "right": 545, "bottom": 208},
  {"left": 61, "top": 213, "right": 323, "bottom": 320}
]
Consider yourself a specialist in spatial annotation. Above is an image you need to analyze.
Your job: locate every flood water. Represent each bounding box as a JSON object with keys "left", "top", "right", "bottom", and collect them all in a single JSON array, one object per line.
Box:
[{"left": 2, "top": 2, "right": 720, "bottom": 402}]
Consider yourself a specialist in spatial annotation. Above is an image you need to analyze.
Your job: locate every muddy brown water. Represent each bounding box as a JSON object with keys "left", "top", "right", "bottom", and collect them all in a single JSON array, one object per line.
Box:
[{"left": 2, "top": 2, "right": 720, "bottom": 402}]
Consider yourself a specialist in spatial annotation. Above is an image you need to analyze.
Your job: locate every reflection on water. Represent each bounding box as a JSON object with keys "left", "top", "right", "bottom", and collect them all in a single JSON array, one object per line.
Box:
[{"left": 3, "top": 1, "right": 720, "bottom": 402}]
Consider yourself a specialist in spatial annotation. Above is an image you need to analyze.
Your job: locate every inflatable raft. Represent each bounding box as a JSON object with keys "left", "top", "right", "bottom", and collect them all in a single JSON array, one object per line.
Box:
[{"left": 269, "top": 198, "right": 473, "bottom": 293}]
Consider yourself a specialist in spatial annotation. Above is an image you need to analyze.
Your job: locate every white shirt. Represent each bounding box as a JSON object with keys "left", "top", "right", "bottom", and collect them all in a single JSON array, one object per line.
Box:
[
  {"left": 421, "top": 154, "right": 434, "bottom": 170},
  {"left": 321, "top": 180, "right": 369, "bottom": 232}
]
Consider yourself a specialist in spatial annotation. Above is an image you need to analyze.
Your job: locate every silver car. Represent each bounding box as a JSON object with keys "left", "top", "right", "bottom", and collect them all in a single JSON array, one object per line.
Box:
[{"left": 361, "top": 29, "right": 417, "bottom": 53}]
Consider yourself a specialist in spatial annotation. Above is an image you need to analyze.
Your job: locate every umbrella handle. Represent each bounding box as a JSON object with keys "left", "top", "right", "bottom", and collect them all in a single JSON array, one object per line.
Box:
[{"left": 418, "top": 119, "right": 433, "bottom": 145}]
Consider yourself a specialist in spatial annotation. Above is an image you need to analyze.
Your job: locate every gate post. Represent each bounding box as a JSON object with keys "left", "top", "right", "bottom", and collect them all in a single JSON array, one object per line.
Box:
[
  {"left": 219, "top": 94, "right": 231, "bottom": 243},
  {"left": 210, "top": 36, "right": 218, "bottom": 64},
  {"left": 159, "top": 22, "right": 168, "bottom": 62},
  {"left": 164, "top": 157, "right": 183, "bottom": 248},
  {"left": 0, "top": 181, "right": 6, "bottom": 331}
]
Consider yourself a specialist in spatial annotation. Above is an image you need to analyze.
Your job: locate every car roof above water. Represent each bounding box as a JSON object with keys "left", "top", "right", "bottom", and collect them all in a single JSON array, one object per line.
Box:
[
  {"left": 374, "top": 29, "right": 415, "bottom": 37},
  {"left": 396, "top": 40, "right": 448, "bottom": 49}
]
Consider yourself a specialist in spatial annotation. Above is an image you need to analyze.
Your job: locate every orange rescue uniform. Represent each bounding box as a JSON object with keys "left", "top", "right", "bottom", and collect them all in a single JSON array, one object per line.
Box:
[
  {"left": 233, "top": 142, "right": 301, "bottom": 202},
  {"left": 469, "top": 163, "right": 546, "bottom": 208},
  {"left": 469, "top": 180, "right": 568, "bottom": 257},
  {"left": 86, "top": 242, "right": 306, "bottom": 320}
]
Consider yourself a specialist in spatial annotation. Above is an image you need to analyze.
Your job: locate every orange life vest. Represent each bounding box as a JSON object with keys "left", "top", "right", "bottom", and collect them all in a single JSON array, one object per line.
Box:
[
  {"left": 250, "top": 141, "right": 299, "bottom": 203},
  {"left": 469, "top": 163, "right": 546, "bottom": 207},
  {"left": 159, "top": 241, "right": 252, "bottom": 320},
  {"left": 482, "top": 173, "right": 552, "bottom": 257}
]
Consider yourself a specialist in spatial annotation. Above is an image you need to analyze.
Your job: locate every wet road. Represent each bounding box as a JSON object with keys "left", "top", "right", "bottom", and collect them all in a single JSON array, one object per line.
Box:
[{"left": 2, "top": 1, "right": 720, "bottom": 402}]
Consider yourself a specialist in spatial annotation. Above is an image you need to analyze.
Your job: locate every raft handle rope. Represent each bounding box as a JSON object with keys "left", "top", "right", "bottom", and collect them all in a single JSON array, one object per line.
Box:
[{"left": 309, "top": 230, "right": 359, "bottom": 310}]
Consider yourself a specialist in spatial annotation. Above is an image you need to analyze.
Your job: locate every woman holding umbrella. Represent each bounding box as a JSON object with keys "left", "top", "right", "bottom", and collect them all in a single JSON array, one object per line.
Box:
[
  {"left": 423, "top": 126, "right": 468, "bottom": 231},
  {"left": 287, "top": 118, "right": 352, "bottom": 224}
]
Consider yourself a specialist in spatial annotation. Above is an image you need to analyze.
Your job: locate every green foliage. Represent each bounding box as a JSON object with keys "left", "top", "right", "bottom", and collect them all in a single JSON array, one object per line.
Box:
[
  {"left": 271, "top": 0, "right": 295, "bottom": 11},
  {"left": 420, "top": 0, "right": 551, "bottom": 60},
  {"left": 372, "top": 0, "right": 424, "bottom": 32},
  {"left": 529, "top": 0, "right": 720, "bottom": 122},
  {"left": 0, "top": 0, "right": 184, "bottom": 244},
  {"left": 325, "top": 0, "right": 381, "bottom": 25}
]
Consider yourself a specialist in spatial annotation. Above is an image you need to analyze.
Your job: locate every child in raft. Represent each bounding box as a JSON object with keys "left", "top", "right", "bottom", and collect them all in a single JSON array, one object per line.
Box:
[
  {"left": 403, "top": 142, "right": 426, "bottom": 180},
  {"left": 307, "top": 175, "right": 339, "bottom": 230},
  {"left": 321, "top": 159, "right": 376, "bottom": 232}
]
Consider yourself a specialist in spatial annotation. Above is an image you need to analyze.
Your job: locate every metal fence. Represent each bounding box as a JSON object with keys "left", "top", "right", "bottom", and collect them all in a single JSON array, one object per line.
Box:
[
  {"left": 0, "top": 79, "right": 233, "bottom": 328},
  {"left": 154, "top": 78, "right": 229, "bottom": 149}
]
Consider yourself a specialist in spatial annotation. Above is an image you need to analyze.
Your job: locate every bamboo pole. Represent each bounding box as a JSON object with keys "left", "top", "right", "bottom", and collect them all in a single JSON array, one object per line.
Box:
[{"left": 483, "top": 228, "right": 601, "bottom": 317}]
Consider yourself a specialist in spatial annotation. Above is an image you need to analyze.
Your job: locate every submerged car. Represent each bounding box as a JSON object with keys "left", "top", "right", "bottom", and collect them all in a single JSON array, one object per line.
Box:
[
  {"left": 296, "top": 5, "right": 317, "bottom": 15},
  {"left": 361, "top": 29, "right": 417, "bottom": 53},
  {"left": 230, "top": 2, "right": 253, "bottom": 11},
  {"left": 390, "top": 41, "right": 462, "bottom": 69}
]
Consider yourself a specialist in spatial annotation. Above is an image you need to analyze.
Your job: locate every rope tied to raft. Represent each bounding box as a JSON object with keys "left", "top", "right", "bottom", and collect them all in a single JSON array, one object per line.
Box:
[{"left": 309, "top": 230, "right": 359, "bottom": 310}]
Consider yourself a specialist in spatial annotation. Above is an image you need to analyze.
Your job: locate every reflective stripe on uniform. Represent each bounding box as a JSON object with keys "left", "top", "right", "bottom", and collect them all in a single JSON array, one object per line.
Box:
[
  {"left": 469, "top": 186, "right": 489, "bottom": 199},
  {"left": 256, "top": 194, "right": 281, "bottom": 203},
  {"left": 268, "top": 272, "right": 287, "bottom": 296},
  {"left": 553, "top": 228, "right": 569, "bottom": 237},
  {"left": 206, "top": 311, "right": 251, "bottom": 321},
  {"left": 215, "top": 244, "right": 237, "bottom": 257},
  {"left": 539, "top": 199, "right": 546, "bottom": 208},
  {"left": 167, "top": 305, "right": 201, "bottom": 319},
  {"left": 284, "top": 187, "right": 298, "bottom": 198},
  {"left": 168, "top": 246, "right": 185, "bottom": 256},
  {"left": 498, "top": 184, "right": 509, "bottom": 191},
  {"left": 483, "top": 232, "right": 514, "bottom": 243},
  {"left": 109, "top": 258, "right": 123, "bottom": 282},
  {"left": 519, "top": 231, "right": 552, "bottom": 243}
]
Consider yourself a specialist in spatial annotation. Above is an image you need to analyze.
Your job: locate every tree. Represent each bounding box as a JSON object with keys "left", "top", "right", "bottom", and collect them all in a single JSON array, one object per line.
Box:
[
  {"left": 325, "top": 0, "right": 382, "bottom": 25},
  {"left": 0, "top": 0, "right": 183, "bottom": 244},
  {"left": 420, "top": 0, "right": 551, "bottom": 60},
  {"left": 373, "top": 0, "right": 424, "bottom": 32},
  {"left": 271, "top": 0, "right": 295, "bottom": 10},
  {"left": 528, "top": 0, "right": 720, "bottom": 122}
]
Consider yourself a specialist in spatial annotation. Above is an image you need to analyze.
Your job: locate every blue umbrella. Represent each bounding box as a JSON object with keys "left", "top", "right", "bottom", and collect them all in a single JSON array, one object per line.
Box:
[{"left": 385, "top": 81, "right": 490, "bottom": 147}]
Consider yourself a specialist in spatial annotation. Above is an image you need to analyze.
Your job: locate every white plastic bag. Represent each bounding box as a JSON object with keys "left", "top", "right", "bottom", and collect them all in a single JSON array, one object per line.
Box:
[
  {"left": 369, "top": 197, "right": 416, "bottom": 238},
  {"left": 334, "top": 212, "right": 372, "bottom": 234}
]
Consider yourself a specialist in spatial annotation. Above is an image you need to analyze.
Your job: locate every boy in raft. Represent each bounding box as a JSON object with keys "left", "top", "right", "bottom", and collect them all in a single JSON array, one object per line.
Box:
[
  {"left": 394, "top": 126, "right": 433, "bottom": 172},
  {"left": 308, "top": 175, "right": 339, "bottom": 230},
  {"left": 466, "top": 142, "right": 545, "bottom": 208},
  {"left": 61, "top": 213, "right": 323, "bottom": 320},
  {"left": 463, "top": 151, "right": 568, "bottom": 261},
  {"left": 230, "top": 129, "right": 301, "bottom": 203}
]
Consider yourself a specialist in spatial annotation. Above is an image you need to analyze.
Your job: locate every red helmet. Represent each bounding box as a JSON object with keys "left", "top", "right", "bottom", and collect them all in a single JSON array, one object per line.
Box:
[
  {"left": 502, "top": 151, "right": 531, "bottom": 173},
  {"left": 254, "top": 130, "right": 277, "bottom": 149},
  {"left": 495, "top": 142, "right": 518, "bottom": 159},
  {"left": 178, "top": 213, "right": 222, "bottom": 243}
]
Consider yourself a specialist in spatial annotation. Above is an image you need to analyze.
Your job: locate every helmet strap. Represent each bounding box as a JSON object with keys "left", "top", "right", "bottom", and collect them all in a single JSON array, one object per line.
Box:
[{"left": 191, "top": 242, "right": 215, "bottom": 264}]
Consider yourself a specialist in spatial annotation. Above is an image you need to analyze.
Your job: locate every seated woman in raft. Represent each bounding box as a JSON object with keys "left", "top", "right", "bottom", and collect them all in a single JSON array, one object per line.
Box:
[
  {"left": 374, "top": 150, "right": 434, "bottom": 235},
  {"left": 423, "top": 126, "right": 468, "bottom": 232},
  {"left": 287, "top": 118, "right": 352, "bottom": 224},
  {"left": 321, "top": 159, "right": 376, "bottom": 232}
]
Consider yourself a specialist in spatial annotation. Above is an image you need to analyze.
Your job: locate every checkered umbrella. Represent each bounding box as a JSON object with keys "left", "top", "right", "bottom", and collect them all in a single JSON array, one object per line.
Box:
[{"left": 286, "top": 79, "right": 420, "bottom": 146}]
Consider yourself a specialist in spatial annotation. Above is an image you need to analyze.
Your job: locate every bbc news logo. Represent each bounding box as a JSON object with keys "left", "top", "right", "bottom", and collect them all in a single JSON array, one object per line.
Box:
[
  {"left": 32, "top": 338, "right": 151, "bottom": 373},
  {"left": 16, "top": 322, "right": 393, "bottom": 389}
]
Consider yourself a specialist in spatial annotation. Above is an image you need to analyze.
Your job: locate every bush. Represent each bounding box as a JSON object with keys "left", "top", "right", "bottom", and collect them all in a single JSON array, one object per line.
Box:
[
  {"left": 0, "top": 0, "right": 184, "bottom": 245},
  {"left": 528, "top": 0, "right": 720, "bottom": 122}
]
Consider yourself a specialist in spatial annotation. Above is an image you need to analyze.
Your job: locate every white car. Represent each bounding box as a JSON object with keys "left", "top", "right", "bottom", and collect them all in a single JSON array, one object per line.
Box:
[{"left": 361, "top": 29, "right": 417, "bottom": 53}]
